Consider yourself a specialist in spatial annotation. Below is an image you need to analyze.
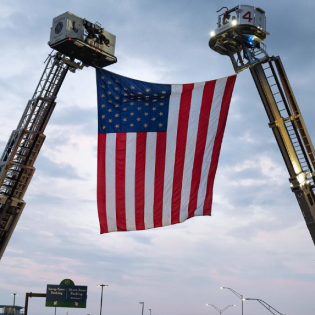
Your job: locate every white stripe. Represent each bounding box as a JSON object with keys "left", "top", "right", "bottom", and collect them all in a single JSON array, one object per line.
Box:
[
  {"left": 144, "top": 132, "right": 157, "bottom": 229},
  {"left": 106, "top": 133, "right": 117, "bottom": 232},
  {"left": 125, "top": 133, "right": 137, "bottom": 231},
  {"left": 180, "top": 82, "right": 205, "bottom": 222},
  {"left": 162, "top": 84, "right": 183, "bottom": 226},
  {"left": 195, "top": 77, "right": 228, "bottom": 215}
]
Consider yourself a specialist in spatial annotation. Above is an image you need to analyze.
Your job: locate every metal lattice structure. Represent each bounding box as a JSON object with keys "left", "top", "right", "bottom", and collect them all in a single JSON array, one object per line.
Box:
[
  {"left": 210, "top": 5, "right": 315, "bottom": 245},
  {"left": 0, "top": 11, "right": 117, "bottom": 260},
  {"left": 250, "top": 56, "right": 315, "bottom": 242},
  {"left": 0, "top": 53, "right": 75, "bottom": 259}
]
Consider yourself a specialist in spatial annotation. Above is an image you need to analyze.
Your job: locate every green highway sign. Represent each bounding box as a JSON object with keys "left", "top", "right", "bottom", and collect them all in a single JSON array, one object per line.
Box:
[{"left": 46, "top": 279, "right": 87, "bottom": 308}]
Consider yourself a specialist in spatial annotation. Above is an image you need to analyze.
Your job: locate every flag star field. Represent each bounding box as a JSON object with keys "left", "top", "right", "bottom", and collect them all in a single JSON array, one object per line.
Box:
[{"left": 97, "top": 70, "right": 171, "bottom": 133}]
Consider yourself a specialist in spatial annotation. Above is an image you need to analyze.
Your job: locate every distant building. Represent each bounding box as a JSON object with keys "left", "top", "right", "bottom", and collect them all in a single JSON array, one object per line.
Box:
[{"left": 0, "top": 305, "right": 24, "bottom": 315}]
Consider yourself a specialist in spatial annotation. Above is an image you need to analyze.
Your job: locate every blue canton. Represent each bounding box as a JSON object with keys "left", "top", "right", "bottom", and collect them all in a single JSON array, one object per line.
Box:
[{"left": 97, "top": 69, "right": 171, "bottom": 133}]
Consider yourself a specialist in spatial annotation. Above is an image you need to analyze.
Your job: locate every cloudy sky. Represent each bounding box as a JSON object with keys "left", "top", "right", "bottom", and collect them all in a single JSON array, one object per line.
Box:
[{"left": 1, "top": 1, "right": 315, "bottom": 315}]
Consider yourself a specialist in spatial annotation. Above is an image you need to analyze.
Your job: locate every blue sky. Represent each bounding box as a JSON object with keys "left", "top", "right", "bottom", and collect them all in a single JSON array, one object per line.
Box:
[{"left": 0, "top": 1, "right": 315, "bottom": 315}]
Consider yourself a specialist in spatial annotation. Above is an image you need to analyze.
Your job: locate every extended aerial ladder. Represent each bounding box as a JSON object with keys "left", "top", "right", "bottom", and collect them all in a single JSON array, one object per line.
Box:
[
  {"left": 0, "top": 12, "right": 117, "bottom": 260},
  {"left": 210, "top": 5, "right": 315, "bottom": 245}
]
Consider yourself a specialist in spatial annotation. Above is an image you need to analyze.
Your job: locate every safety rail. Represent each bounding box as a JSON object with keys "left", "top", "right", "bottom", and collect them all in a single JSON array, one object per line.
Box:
[
  {"left": 262, "top": 57, "right": 315, "bottom": 192},
  {"left": 250, "top": 57, "right": 315, "bottom": 244}
]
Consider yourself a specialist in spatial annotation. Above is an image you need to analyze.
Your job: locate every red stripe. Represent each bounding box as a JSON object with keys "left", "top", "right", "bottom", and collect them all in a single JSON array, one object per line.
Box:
[
  {"left": 115, "top": 133, "right": 127, "bottom": 231},
  {"left": 188, "top": 80, "right": 216, "bottom": 218},
  {"left": 135, "top": 132, "right": 147, "bottom": 230},
  {"left": 171, "top": 84, "right": 194, "bottom": 224},
  {"left": 203, "top": 75, "right": 237, "bottom": 215},
  {"left": 97, "top": 134, "right": 108, "bottom": 233},
  {"left": 153, "top": 132, "right": 167, "bottom": 227}
]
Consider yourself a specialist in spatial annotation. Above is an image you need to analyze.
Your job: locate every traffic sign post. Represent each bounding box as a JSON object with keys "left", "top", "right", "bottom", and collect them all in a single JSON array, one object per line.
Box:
[{"left": 46, "top": 279, "right": 87, "bottom": 309}]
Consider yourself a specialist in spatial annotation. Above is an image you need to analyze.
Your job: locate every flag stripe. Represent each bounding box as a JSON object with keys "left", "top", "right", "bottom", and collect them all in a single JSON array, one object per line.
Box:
[
  {"left": 162, "top": 85, "right": 183, "bottom": 226},
  {"left": 171, "top": 84, "right": 194, "bottom": 224},
  {"left": 153, "top": 132, "right": 167, "bottom": 227},
  {"left": 203, "top": 75, "right": 237, "bottom": 214},
  {"left": 180, "top": 82, "right": 206, "bottom": 222},
  {"left": 187, "top": 80, "right": 216, "bottom": 218},
  {"left": 115, "top": 133, "right": 127, "bottom": 231},
  {"left": 135, "top": 133, "right": 147, "bottom": 230},
  {"left": 125, "top": 133, "right": 137, "bottom": 230},
  {"left": 106, "top": 133, "right": 117, "bottom": 232},
  {"left": 195, "top": 77, "right": 228, "bottom": 216},
  {"left": 144, "top": 132, "right": 157, "bottom": 229},
  {"left": 97, "top": 134, "right": 108, "bottom": 233}
]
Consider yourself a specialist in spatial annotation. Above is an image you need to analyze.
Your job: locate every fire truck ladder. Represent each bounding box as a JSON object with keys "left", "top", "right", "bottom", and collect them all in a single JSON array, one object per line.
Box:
[
  {"left": 250, "top": 56, "right": 315, "bottom": 244},
  {"left": 0, "top": 52, "right": 81, "bottom": 260},
  {"left": 208, "top": 4, "right": 315, "bottom": 245}
]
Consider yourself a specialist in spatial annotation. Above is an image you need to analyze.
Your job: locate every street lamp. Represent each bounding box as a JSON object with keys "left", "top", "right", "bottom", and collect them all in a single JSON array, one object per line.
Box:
[
  {"left": 220, "top": 287, "right": 244, "bottom": 315},
  {"left": 139, "top": 302, "right": 144, "bottom": 315},
  {"left": 10, "top": 293, "right": 18, "bottom": 307},
  {"left": 206, "top": 304, "right": 235, "bottom": 315},
  {"left": 97, "top": 284, "right": 109, "bottom": 315},
  {"left": 243, "top": 298, "right": 285, "bottom": 315},
  {"left": 148, "top": 308, "right": 152, "bottom": 315}
]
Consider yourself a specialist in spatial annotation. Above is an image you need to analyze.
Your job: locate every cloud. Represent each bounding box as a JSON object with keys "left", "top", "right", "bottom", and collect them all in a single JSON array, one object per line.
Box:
[
  {"left": 1, "top": 2, "right": 315, "bottom": 315},
  {"left": 35, "top": 155, "right": 83, "bottom": 179}
]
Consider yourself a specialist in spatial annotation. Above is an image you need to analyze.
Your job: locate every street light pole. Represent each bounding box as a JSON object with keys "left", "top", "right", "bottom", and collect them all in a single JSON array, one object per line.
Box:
[
  {"left": 243, "top": 298, "right": 285, "bottom": 315},
  {"left": 97, "top": 284, "right": 109, "bottom": 315},
  {"left": 220, "top": 287, "right": 244, "bottom": 315},
  {"left": 206, "top": 304, "right": 235, "bottom": 315},
  {"left": 139, "top": 302, "right": 144, "bottom": 315},
  {"left": 148, "top": 308, "right": 152, "bottom": 315},
  {"left": 10, "top": 293, "right": 18, "bottom": 307}
]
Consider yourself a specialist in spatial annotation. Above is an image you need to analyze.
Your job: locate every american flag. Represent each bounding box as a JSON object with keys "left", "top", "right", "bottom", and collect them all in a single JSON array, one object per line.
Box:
[{"left": 96, "top": 69, "right": 236, "bottom": 233}]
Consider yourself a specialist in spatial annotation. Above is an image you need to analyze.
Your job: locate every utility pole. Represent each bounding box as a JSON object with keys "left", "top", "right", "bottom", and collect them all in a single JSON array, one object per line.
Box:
[
  {"left": 11, "top": 293, "right": 18, "bottom": 306},
  {"left": 244, "top": 298, "right": 285, "bottom": 315},
  {"left": 97, "top": 284, "right": 109, "bottom": 315},
  {"left": 139, "top": 302, "right": 144, "bottom": 315},
  {"left": 221, "top": 287, "right": 244, "bottom": 315},
  {"left": 206, "top": 304, "right": 235, "bottom": 315}
]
